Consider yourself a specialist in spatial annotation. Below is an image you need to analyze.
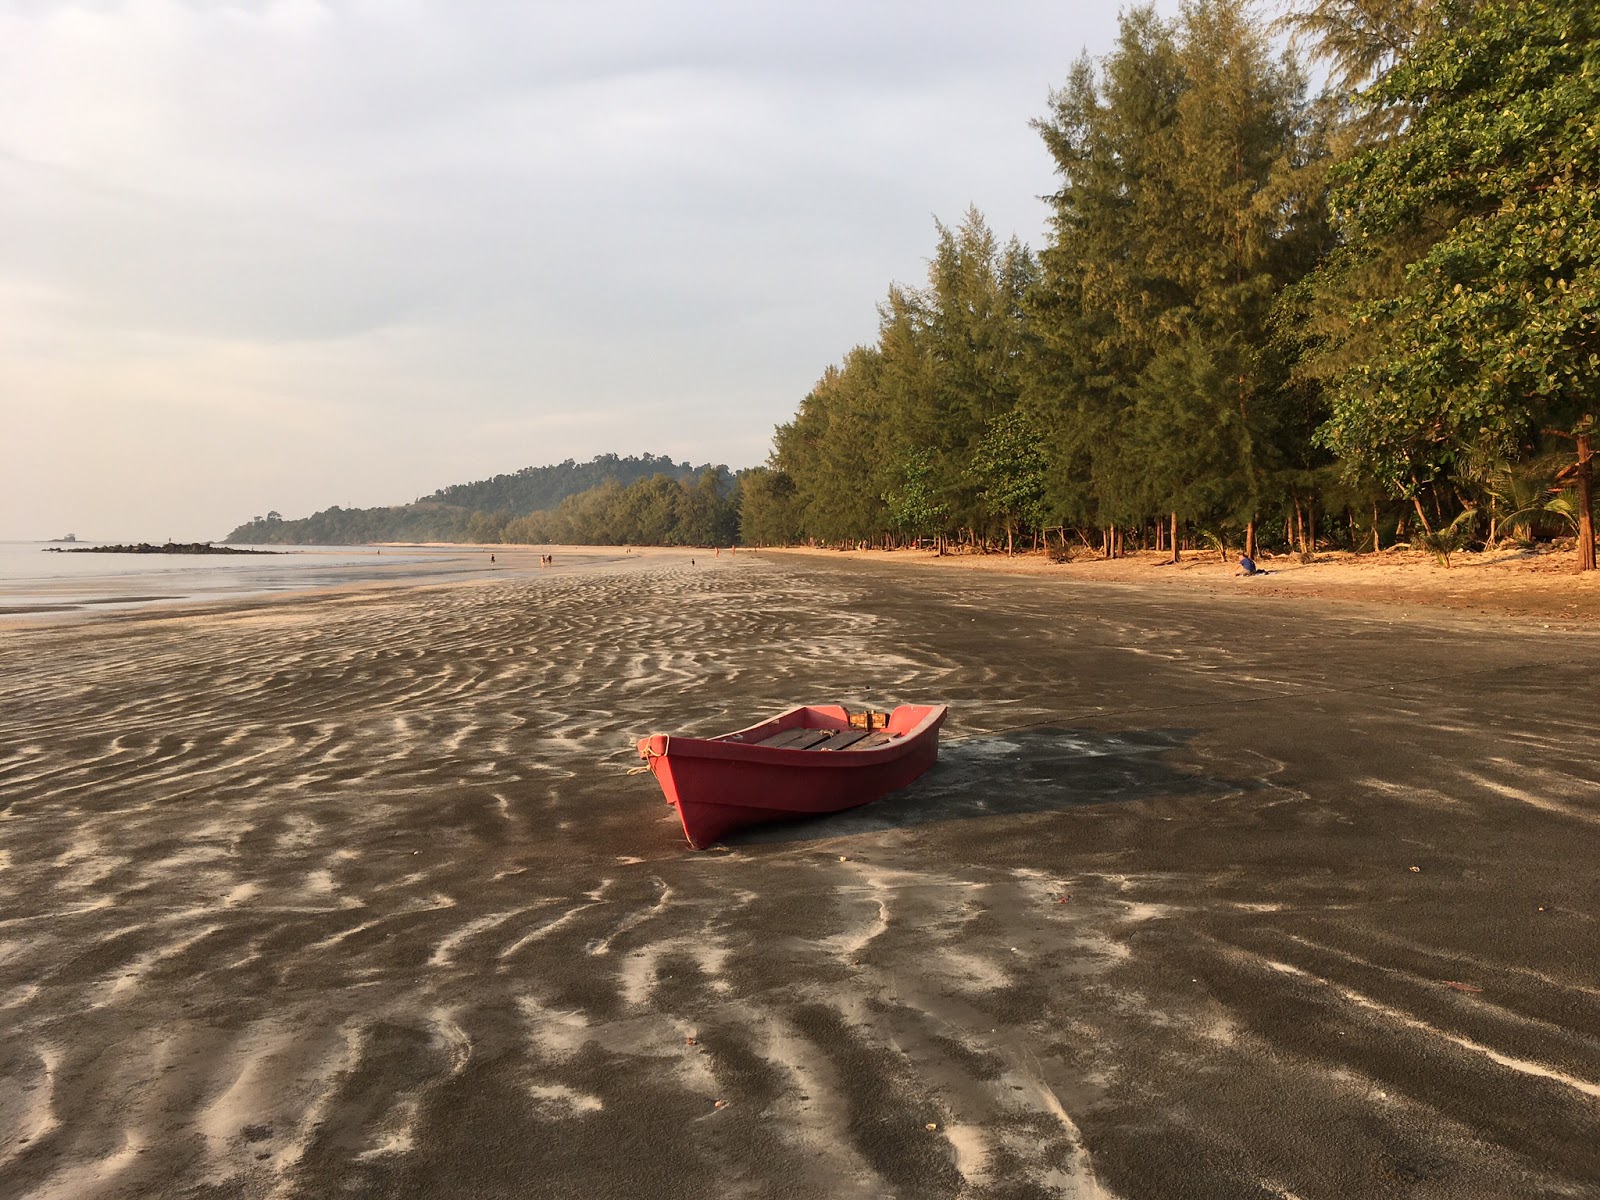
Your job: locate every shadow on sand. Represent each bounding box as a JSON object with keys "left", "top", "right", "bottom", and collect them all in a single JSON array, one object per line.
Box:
[{"left": 723, "top": 726, "right": 1224, "bottom": 847}]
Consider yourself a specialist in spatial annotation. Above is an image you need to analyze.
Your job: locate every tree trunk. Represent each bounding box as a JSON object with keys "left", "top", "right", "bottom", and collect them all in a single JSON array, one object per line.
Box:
[
  {"left": 1006, "top": 524, "right": 1015, "bottom": 557},
  {"left": 1411, "top": 494, "right": 1434, "bottom": 535},
  {"left": 1372, "top": 501, "right": 1381, "bottom": 553},
  {"left": 1308, "top": 505, "right": 1317, "bottom": 556},
  {"left": 1578, "top": 430, "right": 1595, "bottom": 572},
  {"left": 1170, "top": 512, "right": 1180, "bottom": 564},
  {"left": 1244, "top": 519, "right": 1255, "bottom": 561},
  {"left": 1293, "top": 498, "right": 1305, "bottom": 554}
]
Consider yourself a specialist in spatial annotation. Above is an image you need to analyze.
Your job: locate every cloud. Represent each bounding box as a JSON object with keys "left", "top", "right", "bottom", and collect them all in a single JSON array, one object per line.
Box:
[{"left": 0, "top": 0, "right": 1167, "bottom": 539}]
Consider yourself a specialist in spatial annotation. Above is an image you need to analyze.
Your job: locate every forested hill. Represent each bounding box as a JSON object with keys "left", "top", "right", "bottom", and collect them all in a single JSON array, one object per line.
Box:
[
  {"left": 424, "top": 453, "right": 696, "bottom": 514},
  {"left": 225, "top": 453, "right": 721, "bottom": 544}
]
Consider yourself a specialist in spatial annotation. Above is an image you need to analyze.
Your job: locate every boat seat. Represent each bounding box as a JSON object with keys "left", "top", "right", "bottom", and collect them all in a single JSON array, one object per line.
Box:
[
  {"left": 754, "top": 728, "right": 905, "bottom": 751},
  {"left": 809, "top": 730, "right": 873, "bottom": 751},
  {"left": 840, "top": 732, "right": 900, "bottom": 751},
  {"left": 755, "top": 728, "right": 838, "bottom": 750}
]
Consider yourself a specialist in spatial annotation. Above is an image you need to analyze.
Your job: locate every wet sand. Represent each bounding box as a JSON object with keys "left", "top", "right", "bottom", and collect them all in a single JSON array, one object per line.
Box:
[{"left": 2, "top": 552, "right": 1599, "bottom": 1199}]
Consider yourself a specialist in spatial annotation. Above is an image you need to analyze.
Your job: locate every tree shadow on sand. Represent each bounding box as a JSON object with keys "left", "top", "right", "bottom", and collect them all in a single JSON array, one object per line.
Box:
[{"left": 722, "top": 726, "right": 1224, "bottom": 847}]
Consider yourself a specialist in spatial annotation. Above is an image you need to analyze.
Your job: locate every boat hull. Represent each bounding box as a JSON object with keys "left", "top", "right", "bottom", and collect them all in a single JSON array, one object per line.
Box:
[{"left": 637, "top": 704, "right": 946, "bottom": 848}]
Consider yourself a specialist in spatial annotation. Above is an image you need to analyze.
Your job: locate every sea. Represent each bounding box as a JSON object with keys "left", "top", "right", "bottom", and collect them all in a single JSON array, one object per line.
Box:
[{"left": 0, "top": 541, "right": 508, "bottom": 619}]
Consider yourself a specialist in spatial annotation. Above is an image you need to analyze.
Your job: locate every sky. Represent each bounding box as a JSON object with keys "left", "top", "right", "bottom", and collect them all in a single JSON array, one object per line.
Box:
[{"left": 1, "top": 0, "right": 1180, "bottom": 541}]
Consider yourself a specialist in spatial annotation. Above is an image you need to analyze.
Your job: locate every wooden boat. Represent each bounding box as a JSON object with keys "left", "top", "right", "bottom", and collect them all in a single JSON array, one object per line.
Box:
[{"left": 636, "top": 703, "right": 948, "bottom": 849}]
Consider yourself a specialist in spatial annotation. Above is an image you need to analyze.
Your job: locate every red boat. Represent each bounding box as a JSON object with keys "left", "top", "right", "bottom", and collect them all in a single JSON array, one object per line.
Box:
[{"left": 636, "top": 703, "right": 948, "bottom": 849}]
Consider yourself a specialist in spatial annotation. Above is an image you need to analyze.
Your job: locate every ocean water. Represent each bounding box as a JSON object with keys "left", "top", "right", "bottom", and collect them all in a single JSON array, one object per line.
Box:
[{"left": 0, "top": 541, "right": 514, "bottom": 618}]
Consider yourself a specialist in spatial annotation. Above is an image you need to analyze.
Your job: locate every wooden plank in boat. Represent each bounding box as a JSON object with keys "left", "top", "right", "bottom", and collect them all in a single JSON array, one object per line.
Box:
[
  {"left": 756, "top": 728, "right": 836, "bottom": 750},
  {"left": 753, "top": 728, "right": 813, "bottom": 748},
  {"left": 808, "top": 729, "right": 873, "bottom": 751},
  {"left": 841, "top": 732, "right": 898, "bottom": 751}
]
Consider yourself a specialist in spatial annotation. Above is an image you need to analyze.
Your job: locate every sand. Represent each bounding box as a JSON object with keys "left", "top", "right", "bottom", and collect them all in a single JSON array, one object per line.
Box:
[
  {"left": 774, "top": 542, "right": 1600, "bottom": 624},
  {"left": 2, "top": 550, "right": 1599, "bottom": 1198}
]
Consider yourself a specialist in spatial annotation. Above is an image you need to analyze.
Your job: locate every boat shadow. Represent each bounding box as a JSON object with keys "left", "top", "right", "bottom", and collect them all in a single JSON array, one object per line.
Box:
[{"left": 721, "top": 726, "right": 1218, "bottom": 847}]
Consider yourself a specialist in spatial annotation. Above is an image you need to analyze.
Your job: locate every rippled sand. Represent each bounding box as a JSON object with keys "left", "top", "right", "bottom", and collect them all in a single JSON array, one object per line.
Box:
[{"left": 3, "top": 552, "right": 1600, "bottom": 1198}]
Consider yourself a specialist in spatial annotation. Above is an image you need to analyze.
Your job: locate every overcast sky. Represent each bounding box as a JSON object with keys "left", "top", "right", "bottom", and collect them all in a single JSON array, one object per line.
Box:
[{"left": 1, "top": 0, "right": 1179, "bottom": 541}]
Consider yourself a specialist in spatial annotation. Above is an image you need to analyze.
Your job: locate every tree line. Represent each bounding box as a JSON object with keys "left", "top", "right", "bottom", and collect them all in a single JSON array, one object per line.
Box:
[{"left": 741, "top": 0, "right": 1598, "bottom": 570}]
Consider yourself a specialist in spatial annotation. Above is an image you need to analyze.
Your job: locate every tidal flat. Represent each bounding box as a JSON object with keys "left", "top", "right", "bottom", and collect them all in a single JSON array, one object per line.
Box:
[{"left": 2, "top": 551, "right": 1599, "bottom": 1199}]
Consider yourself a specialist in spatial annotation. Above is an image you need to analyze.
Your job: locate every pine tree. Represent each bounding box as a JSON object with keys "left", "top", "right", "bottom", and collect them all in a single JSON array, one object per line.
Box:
[{"left": 1029, "top": 1, "right": 1327, "bottom": 550}]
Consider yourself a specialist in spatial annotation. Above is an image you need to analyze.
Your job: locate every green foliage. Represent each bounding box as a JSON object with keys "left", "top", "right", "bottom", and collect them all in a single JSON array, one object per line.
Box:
[
  {"left": 754, "top": 1, "right": 1354, "bottom": 552},
  {"left": 772, "top": 346, "right": 896, "bottom": 543},
  {"left": 1316, "top": 0, "right": 1600, "bottom": 486},
  {"left": 768, "top": 209, "right": 1034, "bottom": 544},
  {"left": 1026, "top": 0, "right": 1328, "bottom": 531},
  {"left": 502, "top": 469, "right": 739, "bottom": 547},
  {"left": 1414, "top": 506, "right": 1479, "bottom": 566},
  {"left": 883, "top": 449, "right": 948, "bottom": 542},
  {"left": 1277, "top": 0, "right": 1445, "bottom": 96},
  {"left": 1462, "top": 451, "right": 1575, "bottom": 543},
  {"left": 969, "top": 413, "right": 1046, "bottom": 547},
  {"left": 738, "top": 467, "right": 802, "bottom": 546},
  {"left": 747, "top": 0, "right": 1592, "bottom": 561},
  {"left": 428, "top": 453, "right": 697, "bottom": 514}
]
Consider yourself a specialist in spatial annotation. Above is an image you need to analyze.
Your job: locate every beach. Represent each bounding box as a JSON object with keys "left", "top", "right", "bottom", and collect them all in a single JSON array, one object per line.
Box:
[
  {"left": 3, "top": 549, "right": 1599, "bottom": 1199},
  {"left": 776, "top": 542, "right": 1600, "bottom": 624}
]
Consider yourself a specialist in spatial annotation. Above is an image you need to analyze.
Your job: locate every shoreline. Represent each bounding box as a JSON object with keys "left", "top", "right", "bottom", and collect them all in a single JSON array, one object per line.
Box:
[
  {"left": 0, "top": 545, "right": 706, "bottom": 632},
  {"left": 14, "top": 532, "right": 1596, "bottom": 630}
]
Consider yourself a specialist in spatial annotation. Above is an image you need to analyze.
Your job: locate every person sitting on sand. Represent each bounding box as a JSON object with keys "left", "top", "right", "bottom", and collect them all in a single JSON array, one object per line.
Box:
[{"left": 1237, "top": 553, "right": 1267, "bottom": 576}]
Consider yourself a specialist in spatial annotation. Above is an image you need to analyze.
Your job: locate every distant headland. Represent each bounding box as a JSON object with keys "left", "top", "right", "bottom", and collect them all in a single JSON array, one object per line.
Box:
[{"left": 43, "top": 542, "right": 281, "bottom": 556}]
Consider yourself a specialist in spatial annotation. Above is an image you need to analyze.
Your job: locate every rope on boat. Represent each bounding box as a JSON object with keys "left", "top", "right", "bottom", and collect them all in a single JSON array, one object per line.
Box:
[{"left": 627, "top": 736, "right": 669, "bottom": 775}]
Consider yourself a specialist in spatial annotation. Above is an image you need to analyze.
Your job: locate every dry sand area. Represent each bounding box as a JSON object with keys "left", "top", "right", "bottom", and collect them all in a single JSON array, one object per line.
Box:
[
  {"left": 781, "top": 542, "right": 1600, "bottom": 624},
  {"left": 2, "top": 550, "right": 1599, "bottom": 1199}
]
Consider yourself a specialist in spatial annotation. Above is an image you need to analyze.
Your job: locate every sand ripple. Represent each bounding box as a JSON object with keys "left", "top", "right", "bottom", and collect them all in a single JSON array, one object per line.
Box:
[{"left": 2, "top": 555, "right": 1599, "bottom": 1197}]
